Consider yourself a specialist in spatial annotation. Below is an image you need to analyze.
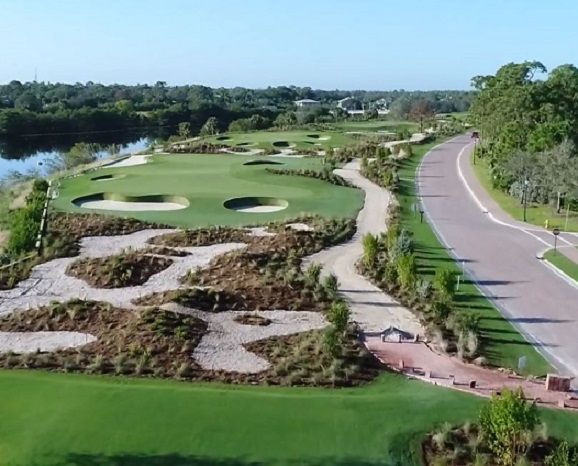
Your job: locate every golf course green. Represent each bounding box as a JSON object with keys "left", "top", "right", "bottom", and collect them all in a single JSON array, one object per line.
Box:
[
  {"left": 206, "top": 130, "right": 352, "bottom": 151},
  {"left": 54, "top": 153, "right": 363, "bottom": 228}
]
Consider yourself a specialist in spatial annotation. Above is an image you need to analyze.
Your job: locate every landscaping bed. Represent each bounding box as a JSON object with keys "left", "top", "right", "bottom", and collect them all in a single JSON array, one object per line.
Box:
[{"left": 66, "top": 251, "right": 173, "bottom": 288}]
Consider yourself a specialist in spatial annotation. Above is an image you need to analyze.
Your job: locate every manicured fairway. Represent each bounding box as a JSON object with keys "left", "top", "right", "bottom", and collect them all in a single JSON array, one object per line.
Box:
[
  {"left": 1, "top": 371, "right": 577, "bottom": 466},
  {"left": 205, "top": 130, "right": 353, "bottom": 151},
  {"left": 398, "top": 141, "right": 551, "bottom": 375},
  {"left": 54, "top": 154, "right": 364, "bottom": 228},
  {"left": 335, "top": 120, "right": 419, "bottom": 134}
]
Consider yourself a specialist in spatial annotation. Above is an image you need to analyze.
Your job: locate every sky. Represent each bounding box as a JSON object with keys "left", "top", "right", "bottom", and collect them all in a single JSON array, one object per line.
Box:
[{"left": 0, "top": 0, "right": 576, "bottom": 90}]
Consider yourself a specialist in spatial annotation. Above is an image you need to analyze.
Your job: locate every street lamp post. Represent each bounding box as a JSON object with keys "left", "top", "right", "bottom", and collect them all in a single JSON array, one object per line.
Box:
[{"left": 522, "top": 179, "right": 529, "bottom": 222}]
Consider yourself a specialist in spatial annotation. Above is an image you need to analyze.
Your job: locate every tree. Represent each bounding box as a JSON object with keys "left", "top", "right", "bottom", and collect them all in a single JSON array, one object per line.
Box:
[
  {"left": 199, "top": 116, "right": 219, "bottom": 136},
  {"left": 408, "top": 99, "right": 435, "bottom": 133},
  {"left": 478, "top": 388, "right": 539, "bottom": 466},
  {"left": 178, "top": 122, "right": 191, "bottom": 140}
]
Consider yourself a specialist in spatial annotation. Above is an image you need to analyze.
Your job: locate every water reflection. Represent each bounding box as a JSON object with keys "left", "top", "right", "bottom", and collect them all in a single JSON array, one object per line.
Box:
[{"left": 0, "top": 129, "right": 169, "bottom": 177}]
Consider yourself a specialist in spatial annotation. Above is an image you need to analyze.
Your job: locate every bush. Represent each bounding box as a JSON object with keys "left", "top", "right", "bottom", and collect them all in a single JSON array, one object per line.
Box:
[
  {"left": 433, "top": 268, "right": 456, "bottom": 302},
  {"left": 397, "top": 228, "right": 413, "bottom": 255},
  {"left": 362, "top": 233, "right": 379, "bottom": 267},
  {"left": 7, "top": 178, "right": 48, "bottom": 255},
  {"left": 479, "top": 388, "right": 538, "bottom": 466},
  {"left": 396, "top": 254, "right": 417, "bottom": 291},
  {"left": 328, "top": 301, "right": 350, "bottom": 333}
]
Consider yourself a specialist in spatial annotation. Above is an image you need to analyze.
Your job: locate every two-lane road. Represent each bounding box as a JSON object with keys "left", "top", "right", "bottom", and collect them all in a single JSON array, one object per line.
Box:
[{"left": 418, "top": 135, "right": 578, "bottom": 378}]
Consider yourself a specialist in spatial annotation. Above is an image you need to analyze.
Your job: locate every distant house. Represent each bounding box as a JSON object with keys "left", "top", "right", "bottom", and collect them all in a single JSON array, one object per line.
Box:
[
  {"left": 337, "top": 96, "right": 360, "bottom": 111},
  {"left": 294, "top": 99, "right": 321, "bottom": 108}
]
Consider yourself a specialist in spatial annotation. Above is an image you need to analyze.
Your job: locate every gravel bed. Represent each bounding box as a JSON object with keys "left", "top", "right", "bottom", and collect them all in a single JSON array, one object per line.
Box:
[{"left": 164, "top": 304, "right": 327, "bottom": 373}]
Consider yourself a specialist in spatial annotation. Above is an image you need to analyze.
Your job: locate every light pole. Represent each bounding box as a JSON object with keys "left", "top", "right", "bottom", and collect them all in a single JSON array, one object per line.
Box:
[{"left": 522, "top": 179, "right": 529, "bottom": 222}]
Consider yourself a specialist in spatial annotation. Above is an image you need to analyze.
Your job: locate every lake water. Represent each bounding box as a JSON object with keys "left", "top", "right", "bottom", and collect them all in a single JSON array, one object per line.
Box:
[{"left": 0, "top": 128, "right": 168, "bottom": 179}]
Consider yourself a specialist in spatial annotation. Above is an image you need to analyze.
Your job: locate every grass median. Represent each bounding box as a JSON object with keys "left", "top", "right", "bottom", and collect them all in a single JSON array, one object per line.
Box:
[
  {"left": 544, "top": 249, "right": 578, "bottom": 282},
  {"left": 397, "top": 140, "right": 552, "bottom": 375}
]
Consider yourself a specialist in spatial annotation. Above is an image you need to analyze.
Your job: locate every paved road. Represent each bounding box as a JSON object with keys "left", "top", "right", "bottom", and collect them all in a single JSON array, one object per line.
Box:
[{"left": 418, "top": 135, "right": 578, "bottom": 379}]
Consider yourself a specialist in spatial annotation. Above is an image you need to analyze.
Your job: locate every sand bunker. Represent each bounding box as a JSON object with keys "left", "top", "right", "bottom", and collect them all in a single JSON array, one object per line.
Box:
[
  {"left": 243, "top": 159, "right": 284, "bottom": 166},
  {"left": 90, "top": 174, "right": 125, "bottom": 182},
  {"left": 272, "top": 141, "right": 293, "bottom": 148},
  {"left": 105, "top": 155, "right": 150, "bottom": 168},
  {"left": 0, "top": 331, "right": 96, "bottom": 353},
  {"left": 224, "top": 197, "right": 288, "bottom": 213},
  {"left": 73, "top": 193, "right": 189, "bottom": 212}
]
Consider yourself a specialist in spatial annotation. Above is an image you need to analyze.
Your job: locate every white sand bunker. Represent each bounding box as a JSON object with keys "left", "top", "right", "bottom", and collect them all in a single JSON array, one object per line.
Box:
[
  {"left": 165, "top": 304, "right": 327, "bottom": 373},
  {"left": 224, "top": 197, "right": 288, "bottom": 213},
  {"left": 105, "top": 155, "right": 150, "bottom": 168},
  {"left": 0, "top": 331, "right": 96, "bottom": 353},
  {"left": 73, "top": 193, "right": 189, "bottom": 212}
]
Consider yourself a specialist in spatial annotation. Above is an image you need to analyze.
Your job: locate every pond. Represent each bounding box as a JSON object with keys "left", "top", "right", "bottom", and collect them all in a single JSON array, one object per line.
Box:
[{"left": 0, "top": 130, "right": 164, "bottom": 179}]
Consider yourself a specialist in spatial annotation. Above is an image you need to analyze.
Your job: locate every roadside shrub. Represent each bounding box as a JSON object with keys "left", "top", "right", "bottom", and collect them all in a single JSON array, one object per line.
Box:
[
  {"left": 397, "top": 228, "right": 413, "bottom": 255},
  {"left": 323, "top": 326, "right": 340, "bottom": 356},
  {"left": 396, "top": 253, "right": 417, "bottom": 291},
  {"left": 433, "top": 267, "right": 456, "bottom": 302},
  {"left": 416, "top": 279, "right": 432, "bottom": 300}
]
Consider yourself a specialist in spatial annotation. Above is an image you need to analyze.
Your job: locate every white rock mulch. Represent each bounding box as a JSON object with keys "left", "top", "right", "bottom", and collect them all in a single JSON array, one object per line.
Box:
[
  {"left": 0, "top": 331, "right": 97, "bottom": 353},
  {"left": 286, "top": 223, "right": 313, "bottom": 232},
  {"left": 0, "top": 229, "right": 246, "bottom": 315},
  {"left": 164, "top": 304, "right": 327, "bottom": 373},
  {"left": 244, "top": 227, "right": 275, "bottom": 237}
]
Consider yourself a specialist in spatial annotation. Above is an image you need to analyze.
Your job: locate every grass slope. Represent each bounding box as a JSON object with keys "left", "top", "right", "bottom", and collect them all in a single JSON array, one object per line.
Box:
[
  {"left": 544, "top": 249, "right": 578, "bottom": 282},
  {"left": 54, "top": 154, "right": 363, "bottom": 228},
  {"left": 2, "top": 371, "right": 577, "bottom": 466},
  {"left": 471, "top": 154, "right": 578, "bottom": 232},
  {"left": 397, "top": 141, "right": 551, "bottom": 375}
]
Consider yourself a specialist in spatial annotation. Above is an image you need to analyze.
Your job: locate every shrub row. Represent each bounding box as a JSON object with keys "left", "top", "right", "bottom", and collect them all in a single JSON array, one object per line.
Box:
[{"left": 7, "top": 179, "right": 48, "bottom": 255}]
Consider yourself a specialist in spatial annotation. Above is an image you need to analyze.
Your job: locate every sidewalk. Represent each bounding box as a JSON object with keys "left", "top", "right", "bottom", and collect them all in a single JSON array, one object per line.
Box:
[{"left": 459, "top": 146, "right": 578, "bottom": 267}]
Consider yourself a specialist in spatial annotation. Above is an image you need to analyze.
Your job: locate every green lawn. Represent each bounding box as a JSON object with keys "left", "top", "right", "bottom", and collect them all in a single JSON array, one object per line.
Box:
[
  {"left": 397, "top": 142, "right": 551, "bottom": 375},
  {"left": 335, "top": 120, "right": 418, "bottom": 134},
  {"left": 544, "top": 249, "right": 578, "bottom": 282},
  {"left": 205, "top": 130, "right": 354, "bottom": 151},
  {"left": 2, "top": 371, "right": 577, "bottom": 466},
  {"left": 471, "top": 154, "right": 578, "bottom": 232},
  {"left": 53, "top": 153, "right": 364, "bottom": 228}
]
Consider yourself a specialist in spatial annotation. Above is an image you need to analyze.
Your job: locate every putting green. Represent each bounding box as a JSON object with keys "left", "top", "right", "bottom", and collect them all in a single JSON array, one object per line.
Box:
[
  {"left": 204, "top": 130, "right": 353, "bottom": 151},
  {"left": 54, "top": 154, "right": 363, "bottom": 228}
]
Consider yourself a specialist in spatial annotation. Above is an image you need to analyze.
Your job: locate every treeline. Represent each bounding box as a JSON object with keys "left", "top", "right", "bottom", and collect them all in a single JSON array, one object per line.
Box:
[
  {"left": 470, "top": 61, "right": 578, "bottom": 207},
  {"left": 0, "top": 80, "right": 473, "bottom": 138}
]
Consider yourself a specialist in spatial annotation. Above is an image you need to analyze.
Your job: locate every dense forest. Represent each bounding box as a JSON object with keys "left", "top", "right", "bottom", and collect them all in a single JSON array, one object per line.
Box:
[
  {"left": 470, "top": 61, "right": 578, "bottom": 208},
  {"left": 0, "top": 81, "right": 474, "bottom": 141}
]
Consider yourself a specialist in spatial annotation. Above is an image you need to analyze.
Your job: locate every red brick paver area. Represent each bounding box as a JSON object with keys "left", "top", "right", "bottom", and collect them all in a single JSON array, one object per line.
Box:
[{"left": 365, "top": 336, "right": 578, "bottom": 411}]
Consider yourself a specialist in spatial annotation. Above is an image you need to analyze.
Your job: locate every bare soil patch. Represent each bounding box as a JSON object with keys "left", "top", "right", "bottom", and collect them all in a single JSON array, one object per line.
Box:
[{"left": 66, "top": 252, "right": 173, "bottom": 288}]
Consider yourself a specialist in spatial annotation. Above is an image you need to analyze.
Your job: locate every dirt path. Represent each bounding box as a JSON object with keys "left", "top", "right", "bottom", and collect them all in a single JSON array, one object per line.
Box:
[{"left": 304, "top": 160, "right": 423, "bottom": 337}]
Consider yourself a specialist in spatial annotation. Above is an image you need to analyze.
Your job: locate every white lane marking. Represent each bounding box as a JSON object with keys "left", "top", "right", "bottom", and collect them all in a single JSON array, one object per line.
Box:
[{"left": 418, "top": 138, "right": 573, "bottom": 375}]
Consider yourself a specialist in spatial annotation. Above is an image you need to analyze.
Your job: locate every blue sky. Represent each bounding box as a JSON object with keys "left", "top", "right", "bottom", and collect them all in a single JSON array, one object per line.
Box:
[{"left": 0, "top": 0, "right": 575, "bottom": 89}]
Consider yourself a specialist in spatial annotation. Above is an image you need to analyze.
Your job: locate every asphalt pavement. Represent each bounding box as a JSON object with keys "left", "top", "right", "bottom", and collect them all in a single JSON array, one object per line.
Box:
[{"left": 418, "top": 135, "right": 578, "bottom": 379}]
